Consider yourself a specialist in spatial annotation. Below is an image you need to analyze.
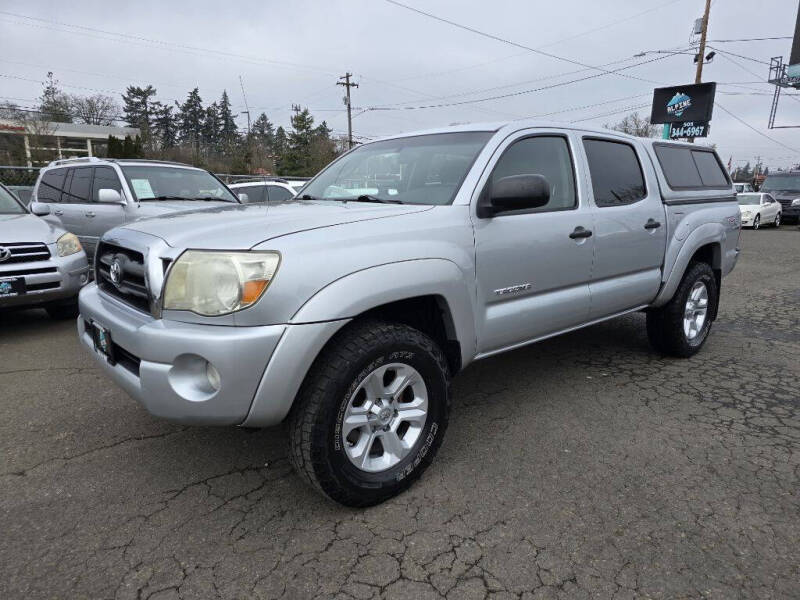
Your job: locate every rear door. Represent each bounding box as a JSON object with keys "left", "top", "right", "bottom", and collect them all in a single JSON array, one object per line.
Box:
[
  {"left": 57, "top": 167, "right": 97, "bottom": 256},
  {"left": 472, "top": 130, "right": 594, "bottom": 355},
  {"left": 581, "top": 137, "right": 667, "bottom": 318}
]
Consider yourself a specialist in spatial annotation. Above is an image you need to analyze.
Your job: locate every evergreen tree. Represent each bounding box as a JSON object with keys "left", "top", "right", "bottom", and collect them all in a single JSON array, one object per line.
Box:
[
  {"left": 177, "top": 88, "right": 205, "bottom": 150},
  {"left": 121, "top": 85, "right": 158, "bottom": 148},
  {"left": 282, "top": 107, "right": 316, "bottom": 175},
  {"left": 274, "top": 126, "right": 288, "bottom": 171},
  {"left": 202, "top": 101, "right": 220, "bottom": 151},
  {"left": 251, "top": 112, "right": 275, "bottom": 148},
  {"left": 217, "top": 91, "right": 239, "bottom": 151},
  {"left": 39, "top": 72, "right": 72, "bottom": 123},
  {"left": 153, "top": 103, "right": 178, "bottom": 150}
]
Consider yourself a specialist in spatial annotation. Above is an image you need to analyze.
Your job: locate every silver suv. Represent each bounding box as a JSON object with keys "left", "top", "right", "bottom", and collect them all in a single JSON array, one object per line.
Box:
[
  {"left": 30, "top": 158, "right": 240, "bottom": 258},
  {"left": 77, "top": 121, "right": 740, "bottom": 506},
  {"left": 0, "top": 182, "right": 89, "bottom": 318}
]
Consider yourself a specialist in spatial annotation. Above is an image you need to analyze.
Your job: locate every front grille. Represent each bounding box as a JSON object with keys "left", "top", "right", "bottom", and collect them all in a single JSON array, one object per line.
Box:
[
  {"left": 0, "top": 266, "right": 57, "bottom": 277},
  {"left": 95, "top": 242, "right": 150, "bottom": 313},
  {"left": 777, "top": 198, "right": 795, "bottom": 211},
  {"left": 0, "top": 242, "right": 50, "bottom": 264},
  {"left": 27, "top": 281, "right": 60, "bottom": 292}
]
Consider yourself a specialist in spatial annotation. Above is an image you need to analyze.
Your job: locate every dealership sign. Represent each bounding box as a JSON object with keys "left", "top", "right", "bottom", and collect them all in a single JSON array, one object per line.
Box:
[
  {"left": 650, "top": 82, "right": 716, "bottom": 124},
  {"left": 668, "top": 121, "right": 709, "bottom": 139}
]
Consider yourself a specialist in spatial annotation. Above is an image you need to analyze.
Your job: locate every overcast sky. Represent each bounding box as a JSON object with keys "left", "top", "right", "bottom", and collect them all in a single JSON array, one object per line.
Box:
[{"left": 2, "top": 0, "right": 799, "bottom": 168}]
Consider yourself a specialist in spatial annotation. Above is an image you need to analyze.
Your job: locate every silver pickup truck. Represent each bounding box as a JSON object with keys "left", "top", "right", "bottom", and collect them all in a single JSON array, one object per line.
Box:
[{"left": 77, "top": 122, "right": 740, "bottom": 506}]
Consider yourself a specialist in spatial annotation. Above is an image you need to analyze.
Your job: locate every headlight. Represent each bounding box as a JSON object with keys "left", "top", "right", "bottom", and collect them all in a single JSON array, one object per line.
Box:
[
  {"left": 56, "top": 232, "right": 82, "bottom": 257},
  {"left": 162, "top": 250, "right": 280, "bottom": 316},
  {"left": 791, "top": 198, "right": 800, "bottom": 207},
  {"left": 741, "top": 211, "right": 751, "bottom": 218}
]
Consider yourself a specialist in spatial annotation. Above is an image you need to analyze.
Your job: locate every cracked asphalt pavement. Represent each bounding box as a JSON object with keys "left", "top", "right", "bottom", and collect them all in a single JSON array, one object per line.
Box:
[{"left": 2, "top": 227, "right": 799, "bottom": 599}]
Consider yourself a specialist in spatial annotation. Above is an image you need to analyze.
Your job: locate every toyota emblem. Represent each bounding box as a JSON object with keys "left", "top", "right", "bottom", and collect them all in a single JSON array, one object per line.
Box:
[
  {"left": 0, "top": 246, "right": 11, "bottom": 263},
  {"left": 109, "top": 259, "right": 123, "bottom": 287}
]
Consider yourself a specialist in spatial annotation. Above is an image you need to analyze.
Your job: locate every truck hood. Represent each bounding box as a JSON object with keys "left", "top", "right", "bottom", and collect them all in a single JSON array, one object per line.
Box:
[
  {"left": 118, "top": 200, "right": 432, "bottom": 249},
  {"left": 0, "top": 213, "right": 65, "bottom": 244},
  {"left": 130, "top": 199, "right": 235, "bottom": 217}
]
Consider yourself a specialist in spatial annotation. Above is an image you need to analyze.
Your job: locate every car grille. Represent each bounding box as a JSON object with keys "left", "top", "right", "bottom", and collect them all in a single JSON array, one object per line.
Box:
[
  {"left": 776, "top": 198, "right": 794, "bottom": 211},
  {"left": 0, "top": 242, "right": 50, "bottom": 264},
  {"left": 95, "top": 241, "right": 150, "bottom": 313}
]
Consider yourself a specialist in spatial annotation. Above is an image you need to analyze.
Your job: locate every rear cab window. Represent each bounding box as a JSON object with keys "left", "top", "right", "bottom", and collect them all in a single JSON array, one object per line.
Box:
[
  {"left": 582, "top": 138, "right": 647, "bottom": 207},
  {"left": 654, "top": 145, "right": 730, "bottom": 190}
]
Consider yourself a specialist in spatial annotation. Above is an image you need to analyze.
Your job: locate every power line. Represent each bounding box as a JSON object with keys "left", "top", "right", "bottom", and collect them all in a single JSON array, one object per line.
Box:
[
  {"left": 707, "top": 36, "right": 793, "bottom": 43},
  {"left": 382, "top": 0, "right": 663, "bottom": 85},
  {"left": 364, "top": 51, "right": 683, "bottom": 112},
  {"left": 715, "top": 103, "right": 800, "bottom": 154},
  {"left": 707, "top": 47, "right": 770, "bottom": 66}
]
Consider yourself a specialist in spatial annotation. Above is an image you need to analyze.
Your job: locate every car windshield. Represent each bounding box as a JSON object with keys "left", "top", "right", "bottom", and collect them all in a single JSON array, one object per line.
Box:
[
  {"left": 760, "top": 175, "right": 800, "bottom": 193},
  {"left": 301, "top": 132, "right": 493, "bottom": 205},
  {"left": 0, "top": 185, "right": 25, "bottom": 214},
  {"left": 121, "top": 165, "right": 238, "bottom": 202},
  {"left": 737, "top": 193, "right": 761, "bottom": 205}
]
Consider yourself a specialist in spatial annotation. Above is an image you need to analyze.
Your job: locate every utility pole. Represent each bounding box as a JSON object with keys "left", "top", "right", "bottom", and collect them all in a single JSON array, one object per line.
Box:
[
  {"left": 337, "top": 72, "right": 359, "bottom": 149},
  {"left": 694, "top": 0, "right": 712, "bottom": 85},
  {"left": 239, "top": 75, "right": 251, "bottom": 134}
]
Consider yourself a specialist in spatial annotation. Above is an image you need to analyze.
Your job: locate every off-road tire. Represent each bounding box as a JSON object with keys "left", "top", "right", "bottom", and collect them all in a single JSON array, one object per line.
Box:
[
  {"left": 46, "top": 299, "right": 79, "bottom": 320},
  {"left": 288, "top": 319, "right": 450, "bottom": 507},
  {"left": 646, "top": 262, "right": 717, "bottom": 358}
]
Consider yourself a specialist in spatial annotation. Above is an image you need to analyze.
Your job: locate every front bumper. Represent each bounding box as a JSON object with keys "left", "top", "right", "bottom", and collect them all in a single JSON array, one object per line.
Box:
[
  {"left": 0, "top": 250, "right": 89, "bottom": 309},
  {"left": 78, "top": 284, "right": 347, "bottom": 426}
]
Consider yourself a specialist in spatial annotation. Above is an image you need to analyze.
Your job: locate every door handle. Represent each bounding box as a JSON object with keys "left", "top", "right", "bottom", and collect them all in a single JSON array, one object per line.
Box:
[
  {"left": 85, "top": 211, "right": 96, "bottom": 218},
  {"left": 644, "top": 219, "right": 661, "bottom": 230},
  {"left": 569, "top": 226, "right": 593, "bottom": 239},
  {"left": 53, "top": 210, "right": 63, "bottom": 216}
]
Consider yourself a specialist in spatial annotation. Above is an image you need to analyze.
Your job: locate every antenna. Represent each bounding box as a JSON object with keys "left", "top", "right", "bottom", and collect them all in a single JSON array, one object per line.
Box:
[{"left": 239, "top": 75, "right": 251, "bottom": 134}]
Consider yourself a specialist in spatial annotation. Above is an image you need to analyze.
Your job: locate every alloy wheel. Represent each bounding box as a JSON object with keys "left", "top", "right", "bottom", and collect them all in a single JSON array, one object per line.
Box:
[{"left": 683, "top": 281, "right": 709, "bottom": 341}]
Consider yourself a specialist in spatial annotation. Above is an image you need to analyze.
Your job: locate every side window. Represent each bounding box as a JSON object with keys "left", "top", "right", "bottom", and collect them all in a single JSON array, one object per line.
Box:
[
  {"left": 691, "top": 150, "right": 728, "bottom": 187},
  {"left": 63, "top": 168, "right": 93, "bottom": 203},
  {"left": 37, "top": 168, "right": 67, "bottom": 203},
  {"left": 234, "top": 186, "right": 264, "bottom": 203},
  {"left": 92, "top": 166, "right": 123, "bottom": 202},
  {"left": 654, "top": 146, "right": 705, "bottom": 189},
  {"left": 583, "top": 139, "right": 647, "bottom": 207},
  {"left": 488, "top": 136, "right": 576, "bottom": 212},
  {"left": 266, "top": 185, "right": 293, "bottom": 202}
]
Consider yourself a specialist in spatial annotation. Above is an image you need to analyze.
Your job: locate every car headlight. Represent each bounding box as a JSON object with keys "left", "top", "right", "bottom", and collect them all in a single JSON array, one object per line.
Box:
[
  {"left": 162, "top": 250, "right": 280, "bottom": 316},
  {"left": 741, "top": 211, "right": 751, "bottom": 218},
  {"left": 56, "top": 232, "right": 82, "bottom": 257},
  {"left": 791, "top": 198, "right": 800, "bottom": 207}
]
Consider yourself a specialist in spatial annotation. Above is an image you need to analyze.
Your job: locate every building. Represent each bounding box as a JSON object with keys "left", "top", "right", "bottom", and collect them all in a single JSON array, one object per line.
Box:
[{"left": 0, "top": 119, "right": 140, "bottom": 167}]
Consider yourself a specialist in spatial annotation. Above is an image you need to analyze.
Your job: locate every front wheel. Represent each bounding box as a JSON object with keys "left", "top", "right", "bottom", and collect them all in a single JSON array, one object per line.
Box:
[
  {"left": 646, "top": 262, "right": 717, "bottom": 358},
  {"left": 774, "top": 212, "right": 781, "bottom": 227},
  {"left": 753, "top": 214, "right": 760, "bottom": 230},
  {"left": 288, "top": 320, "right": 450, "bottom": 507}
]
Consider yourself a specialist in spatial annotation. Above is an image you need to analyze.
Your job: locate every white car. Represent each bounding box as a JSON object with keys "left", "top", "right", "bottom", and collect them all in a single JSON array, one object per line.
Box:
[
  {"left": 738, "top": 192, "right": 781, "bottom": 229},
  {"left": 229, "top": 179, "right": 296, "bottom": 203},
  {"left": 734, "top": 183, "right": 755, "bottom": 194}
]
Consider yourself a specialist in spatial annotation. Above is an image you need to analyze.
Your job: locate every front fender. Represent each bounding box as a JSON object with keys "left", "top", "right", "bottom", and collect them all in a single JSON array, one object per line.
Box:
[
  {"left": 652, "top": 222, "right": 723, "bottom": 307},
  {"left": 290, "top": 259, "right": 478, "bottom": 366}
]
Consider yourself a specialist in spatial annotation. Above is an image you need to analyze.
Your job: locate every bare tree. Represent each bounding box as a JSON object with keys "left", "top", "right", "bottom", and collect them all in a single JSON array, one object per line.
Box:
[
  {"left": 605, "top": 112, "right": 658, "bottom": 138},
  {"left": 69, "top": 94, "right": 120, "bottom": 126}
]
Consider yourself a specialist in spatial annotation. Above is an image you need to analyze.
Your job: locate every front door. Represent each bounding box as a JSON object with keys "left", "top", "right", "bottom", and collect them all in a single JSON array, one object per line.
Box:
[
  {"left": 473, "top": 132, "right": 594, "bottom": 355},
  {"left": 85, "top": 166, "right": 126, "bottom": 259},
  {"left": 580, "top": 137, "right": 667, "bottom": 319}
]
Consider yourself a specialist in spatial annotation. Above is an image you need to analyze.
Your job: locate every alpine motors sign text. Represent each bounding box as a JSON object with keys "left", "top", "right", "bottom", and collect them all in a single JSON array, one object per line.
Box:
[{"left": 650, "top": 82, "right": 716, "bottom": 124}]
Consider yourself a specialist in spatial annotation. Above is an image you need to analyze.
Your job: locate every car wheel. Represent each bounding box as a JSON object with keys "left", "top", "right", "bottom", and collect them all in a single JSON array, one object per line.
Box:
[
  {"left": 646, "top": 262, "right": 717, "bottom": 358},
  {"left": 45, "top": 298, "right": 79, "bottom": 320},
  {"left": 774, "top": 212, "right": 781, "bottom": 227},
  {"left": 753, "top": 214, "right": 760, "bottom": 230},
  {"left": 288, "top": 319, "right": 450, "bottom": 507}
]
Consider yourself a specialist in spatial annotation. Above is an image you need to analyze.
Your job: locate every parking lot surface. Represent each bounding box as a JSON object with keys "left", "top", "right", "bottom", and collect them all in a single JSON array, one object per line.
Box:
[{"left": 1, "top": 227, "right": 798, "bottom": 600}]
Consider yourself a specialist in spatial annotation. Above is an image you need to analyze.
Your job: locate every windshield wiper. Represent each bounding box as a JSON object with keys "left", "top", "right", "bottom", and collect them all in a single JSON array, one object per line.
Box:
[
  {"left": 348, "top": 194, "right": 403, "bottom": 204},
  {"left": 299, "top": 194, "right": 319, "bottom": 200},
  {"left": 139, "top": 195, "right": 192, "bottom": 201}
]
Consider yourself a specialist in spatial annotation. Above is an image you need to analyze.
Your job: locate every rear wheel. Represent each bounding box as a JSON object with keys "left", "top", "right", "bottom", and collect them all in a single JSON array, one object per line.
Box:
[
  {"left": 774, "top": 212, "right": 781, "bottom": 227},
  {"left": 646, "top": 262, "right": 717, "bottom": 358},
  {"left": 288, "top": 319, "right": 450, "bottom": 507},
  {"left": 753, "top": 214, "right": 760, "bottom": 230},
  {"left": 46, "top": 298, "right": 79, "bottom": 320}
]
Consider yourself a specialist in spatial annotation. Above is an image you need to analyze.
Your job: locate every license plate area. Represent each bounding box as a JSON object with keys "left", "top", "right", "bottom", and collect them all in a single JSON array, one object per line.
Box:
[
  {"left": 91, "top": 322, "right": 116, "bottom": 365},
  {"left": 0, "top": 277, "right": 26, "bottom": 297}
]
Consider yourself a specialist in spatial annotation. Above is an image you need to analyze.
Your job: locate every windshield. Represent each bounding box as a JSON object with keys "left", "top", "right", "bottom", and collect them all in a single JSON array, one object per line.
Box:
[
  {"left": 301, "top": 132, "right": 493, "bottom": 205},
  {"left": 737, "top": 193, "right": 761, "bottom": 206},
  {"left": 760, "top": 174, "right": 800, "bottom": 193},
  {"left": 121, "top": 166, "right": 238, "bottom": 202},
  {"left": 0, "top": 185, "right": 25, "bottom": 214}
]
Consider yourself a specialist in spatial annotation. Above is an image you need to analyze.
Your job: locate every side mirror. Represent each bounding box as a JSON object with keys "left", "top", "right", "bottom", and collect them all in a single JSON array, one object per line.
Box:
[
  {"left": 98, "top": 188, "right": 123, "bottom": 203},
  {"left": 478, "top": 174, "right": 550, "bottom": 218},
  {"left": 237, "top": 192, "right": 249, "bottom": 203},
  {"left": 30, "top": 202, "right": 50, "bottom": 216}
]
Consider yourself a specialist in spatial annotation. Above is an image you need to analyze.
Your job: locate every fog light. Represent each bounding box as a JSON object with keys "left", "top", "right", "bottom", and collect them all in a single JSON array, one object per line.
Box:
[
  {"left": 206, "top": 363, "right": 221, "bottom": 391},
  {"left": 80, "top": 274, "right": 88, "bottom": 285}
]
